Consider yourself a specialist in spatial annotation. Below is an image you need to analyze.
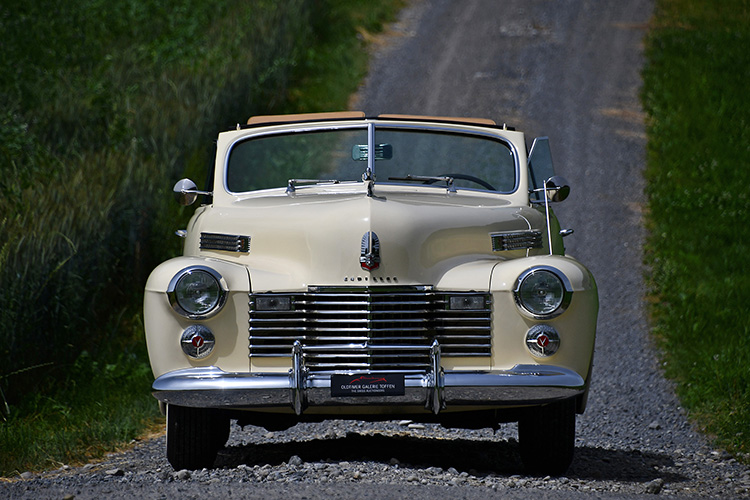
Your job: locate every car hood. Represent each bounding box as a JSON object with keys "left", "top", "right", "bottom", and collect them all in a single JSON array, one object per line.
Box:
[{"left": 184, "top": 188, "right": 548, "bottom": 291}]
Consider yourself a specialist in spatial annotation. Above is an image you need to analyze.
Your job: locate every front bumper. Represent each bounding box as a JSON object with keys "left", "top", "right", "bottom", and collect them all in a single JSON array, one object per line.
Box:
[{"left": 153, "top": 341, "right": 585, "bottom": 415}]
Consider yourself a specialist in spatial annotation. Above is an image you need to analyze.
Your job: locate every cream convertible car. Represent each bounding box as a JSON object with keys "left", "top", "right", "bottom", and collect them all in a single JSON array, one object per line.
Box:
[{"left": 145, "top": 112, "right": 598, "bottom": 474}]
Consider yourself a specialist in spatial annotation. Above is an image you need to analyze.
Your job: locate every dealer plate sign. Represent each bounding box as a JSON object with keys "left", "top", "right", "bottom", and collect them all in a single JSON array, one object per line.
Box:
[{"left": 331, "top": 374, "right": 405, "bottom": 397}]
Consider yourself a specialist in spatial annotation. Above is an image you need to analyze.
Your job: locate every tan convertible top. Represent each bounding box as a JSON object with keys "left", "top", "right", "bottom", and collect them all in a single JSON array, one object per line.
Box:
[
  {"left": 247, "top": 111, "right": 365, "bottom": 125},
  {"left": 377, "top": 114, "right": 497, "bottom": 125},
  {"left": 246, "top": 111, "right": 497, "bottom": 127}
]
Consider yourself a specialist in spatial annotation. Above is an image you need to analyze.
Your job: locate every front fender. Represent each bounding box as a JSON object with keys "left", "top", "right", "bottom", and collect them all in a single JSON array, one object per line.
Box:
[
  {"left": 144, "top": 257, "right": 251, "bottom": 378},
  {"left": 488, "top": 255, "right": 598, "bottom": 397}
]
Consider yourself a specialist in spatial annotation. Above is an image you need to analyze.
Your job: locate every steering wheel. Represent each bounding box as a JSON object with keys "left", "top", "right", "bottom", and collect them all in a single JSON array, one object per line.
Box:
[{"left": 425, "top": 173, "right": 496, "bottom": 191}]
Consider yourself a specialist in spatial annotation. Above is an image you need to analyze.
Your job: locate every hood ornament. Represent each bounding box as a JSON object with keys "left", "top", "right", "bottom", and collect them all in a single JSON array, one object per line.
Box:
[{"left": 360, "top": 232, "right": 380, "bottom": 271}]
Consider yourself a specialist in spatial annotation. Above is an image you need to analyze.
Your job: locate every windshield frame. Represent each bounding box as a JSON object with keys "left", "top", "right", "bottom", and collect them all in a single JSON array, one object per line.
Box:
[{"left": 223, "top": 121, "right": 520, "bottom": 195}]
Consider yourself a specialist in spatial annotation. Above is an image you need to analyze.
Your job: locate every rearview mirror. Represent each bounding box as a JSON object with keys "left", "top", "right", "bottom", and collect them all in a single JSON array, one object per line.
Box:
[{"left": 352, "top": 143, "right": 393, "bottom": 161}]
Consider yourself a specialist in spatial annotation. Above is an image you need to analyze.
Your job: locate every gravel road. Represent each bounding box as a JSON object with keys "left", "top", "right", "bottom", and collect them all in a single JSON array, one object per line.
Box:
[{"left": 5, "top": 1, "right": 750, "bottom": 499}]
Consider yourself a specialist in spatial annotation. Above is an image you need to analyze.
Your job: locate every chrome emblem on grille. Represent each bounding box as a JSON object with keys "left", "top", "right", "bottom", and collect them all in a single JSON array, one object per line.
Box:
[{"left": 360, "top": 232, "right": 380, "bottom": 271}]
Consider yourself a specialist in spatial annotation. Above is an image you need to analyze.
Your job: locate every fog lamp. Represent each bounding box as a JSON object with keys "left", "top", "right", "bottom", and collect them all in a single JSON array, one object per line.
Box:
[
  {"left": 255, "top": 296, "right": 292, "bottom": 311},
  {"left": 180, "top": 325, "right": 215, "bottom": 359},
  {"left": 525, "top": 324, "right": 560, "bottom": 357},
  {"left": 448, "top": 295, "right": 487, "bottom": 310}
]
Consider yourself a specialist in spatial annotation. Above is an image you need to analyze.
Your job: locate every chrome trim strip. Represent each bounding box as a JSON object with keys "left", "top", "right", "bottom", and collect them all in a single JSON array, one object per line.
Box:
[
  {"left": 514, "top": 265, "right": 574, "bottom": 293},
  {"left": 366, "top": 122, "right": 375, "bottom": 181}
]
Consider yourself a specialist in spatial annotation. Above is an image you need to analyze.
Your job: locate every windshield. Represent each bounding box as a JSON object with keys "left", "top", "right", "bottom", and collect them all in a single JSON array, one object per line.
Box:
[{"left": 226, "top": 125, "right": 516, "bottom": 193}]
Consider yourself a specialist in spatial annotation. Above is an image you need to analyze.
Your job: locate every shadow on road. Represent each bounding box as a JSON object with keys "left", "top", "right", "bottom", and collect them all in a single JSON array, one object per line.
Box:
[{"left": 214, "top": 431, "right": 688, "bottom": 484}]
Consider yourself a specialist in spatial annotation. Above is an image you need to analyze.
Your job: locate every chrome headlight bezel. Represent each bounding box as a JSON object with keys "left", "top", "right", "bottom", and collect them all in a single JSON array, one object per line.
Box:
[
  {"left": 167, "top": 266, "right": 228, "bottom": 319},
  {"left": 513, "top": 266, "right": 572, "bottom": 319}
]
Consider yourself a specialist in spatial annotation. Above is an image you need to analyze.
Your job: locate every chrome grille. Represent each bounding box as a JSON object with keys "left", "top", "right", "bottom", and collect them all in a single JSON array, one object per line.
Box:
[{"left": 248, "top": 287, "right": 492, "bottom": 372}]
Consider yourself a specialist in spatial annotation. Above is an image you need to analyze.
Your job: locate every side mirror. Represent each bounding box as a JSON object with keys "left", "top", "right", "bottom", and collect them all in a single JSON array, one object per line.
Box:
[
  {"left": 544, "top": 176, "right": 570, "bottom": 203},
  {"left": 173, "top": 178, "right": 211, "bottom": 206}
]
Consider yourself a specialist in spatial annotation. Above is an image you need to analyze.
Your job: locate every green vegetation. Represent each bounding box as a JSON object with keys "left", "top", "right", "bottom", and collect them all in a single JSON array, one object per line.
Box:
[
  {"left": 642, "top": 0, "right": 750, "bottom": 459},
  {"left": 1, "top": 352, "right": 159, "bottom": 472},
  {"left": 0, "top": 0, "right": 403, "bottom": 476}
]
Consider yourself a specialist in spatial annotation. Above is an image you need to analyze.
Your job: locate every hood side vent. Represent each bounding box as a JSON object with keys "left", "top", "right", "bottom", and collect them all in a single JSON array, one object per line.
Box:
[
  {"left": 200, "top": 232, "right": 250, "bottom": 253},
  {"left": 491, "top": 230, "right": 542, "bottom": 251}
]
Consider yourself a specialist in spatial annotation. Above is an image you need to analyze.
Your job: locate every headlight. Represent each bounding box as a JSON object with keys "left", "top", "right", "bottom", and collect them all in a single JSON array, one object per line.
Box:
[
  {"left": 168, "top": 266, "right": 227, "bottom": 318},
  {"left": 514, "top": 267, "right": 571, "bottom": 318}
]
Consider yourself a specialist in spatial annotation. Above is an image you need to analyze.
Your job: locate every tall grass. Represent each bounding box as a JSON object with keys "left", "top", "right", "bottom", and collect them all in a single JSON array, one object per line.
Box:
[
  {"left": 642, "top": 0, "right": 750, "bottom": 459},
  {"left": 0, "top": 0, "right": 312, "bottom": 399},
  {"left": 0, "top": 0, "right": 404, "bottom": 475},
  {"left": 0, "top": 349, "right": 158, "bottom": 473}
]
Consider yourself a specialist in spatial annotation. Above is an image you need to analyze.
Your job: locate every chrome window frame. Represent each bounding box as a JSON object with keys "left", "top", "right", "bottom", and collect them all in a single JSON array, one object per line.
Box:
[{"left": 223, "top": 121, "right": 520, "bottom": 195}]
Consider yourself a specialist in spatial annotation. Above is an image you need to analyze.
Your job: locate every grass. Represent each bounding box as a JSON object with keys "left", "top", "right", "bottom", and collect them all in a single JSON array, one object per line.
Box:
[
  {"left": 0, "top": 349, "right": 162, "bottom": 474},
  {"left": 642, "top": 0, "right": 750, "bottom": 460},
  {"left": 0, "top": 0, "right": 404, "bottom": 477}
]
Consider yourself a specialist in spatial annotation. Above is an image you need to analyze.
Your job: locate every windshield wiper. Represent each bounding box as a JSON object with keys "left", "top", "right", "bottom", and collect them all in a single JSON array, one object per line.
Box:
[
  {"left": 388, "top": 175, "right": 456, "bottom": 193},
  {"left": 286, "top": 178, "right": 340, "bottom": 194}
]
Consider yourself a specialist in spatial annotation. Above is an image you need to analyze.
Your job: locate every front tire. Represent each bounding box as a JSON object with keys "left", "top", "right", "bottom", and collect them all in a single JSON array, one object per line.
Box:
[
  {"left": 166, "top": 404, "right": 229, "bottom": 470},
  {"left": 518, "top": 398, "right": 576, "bottom": 475}
]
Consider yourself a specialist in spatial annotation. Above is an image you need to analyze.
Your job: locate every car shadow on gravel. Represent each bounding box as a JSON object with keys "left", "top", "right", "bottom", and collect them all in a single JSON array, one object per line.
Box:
[{"left": 214, "top": 431, "right": 689, "bottom": 484}]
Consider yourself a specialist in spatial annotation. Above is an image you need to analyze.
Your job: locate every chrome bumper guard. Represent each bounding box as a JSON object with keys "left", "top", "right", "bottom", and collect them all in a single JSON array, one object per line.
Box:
[{"left": 153, "top": 341, "right": 585, "bottom": 415}]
